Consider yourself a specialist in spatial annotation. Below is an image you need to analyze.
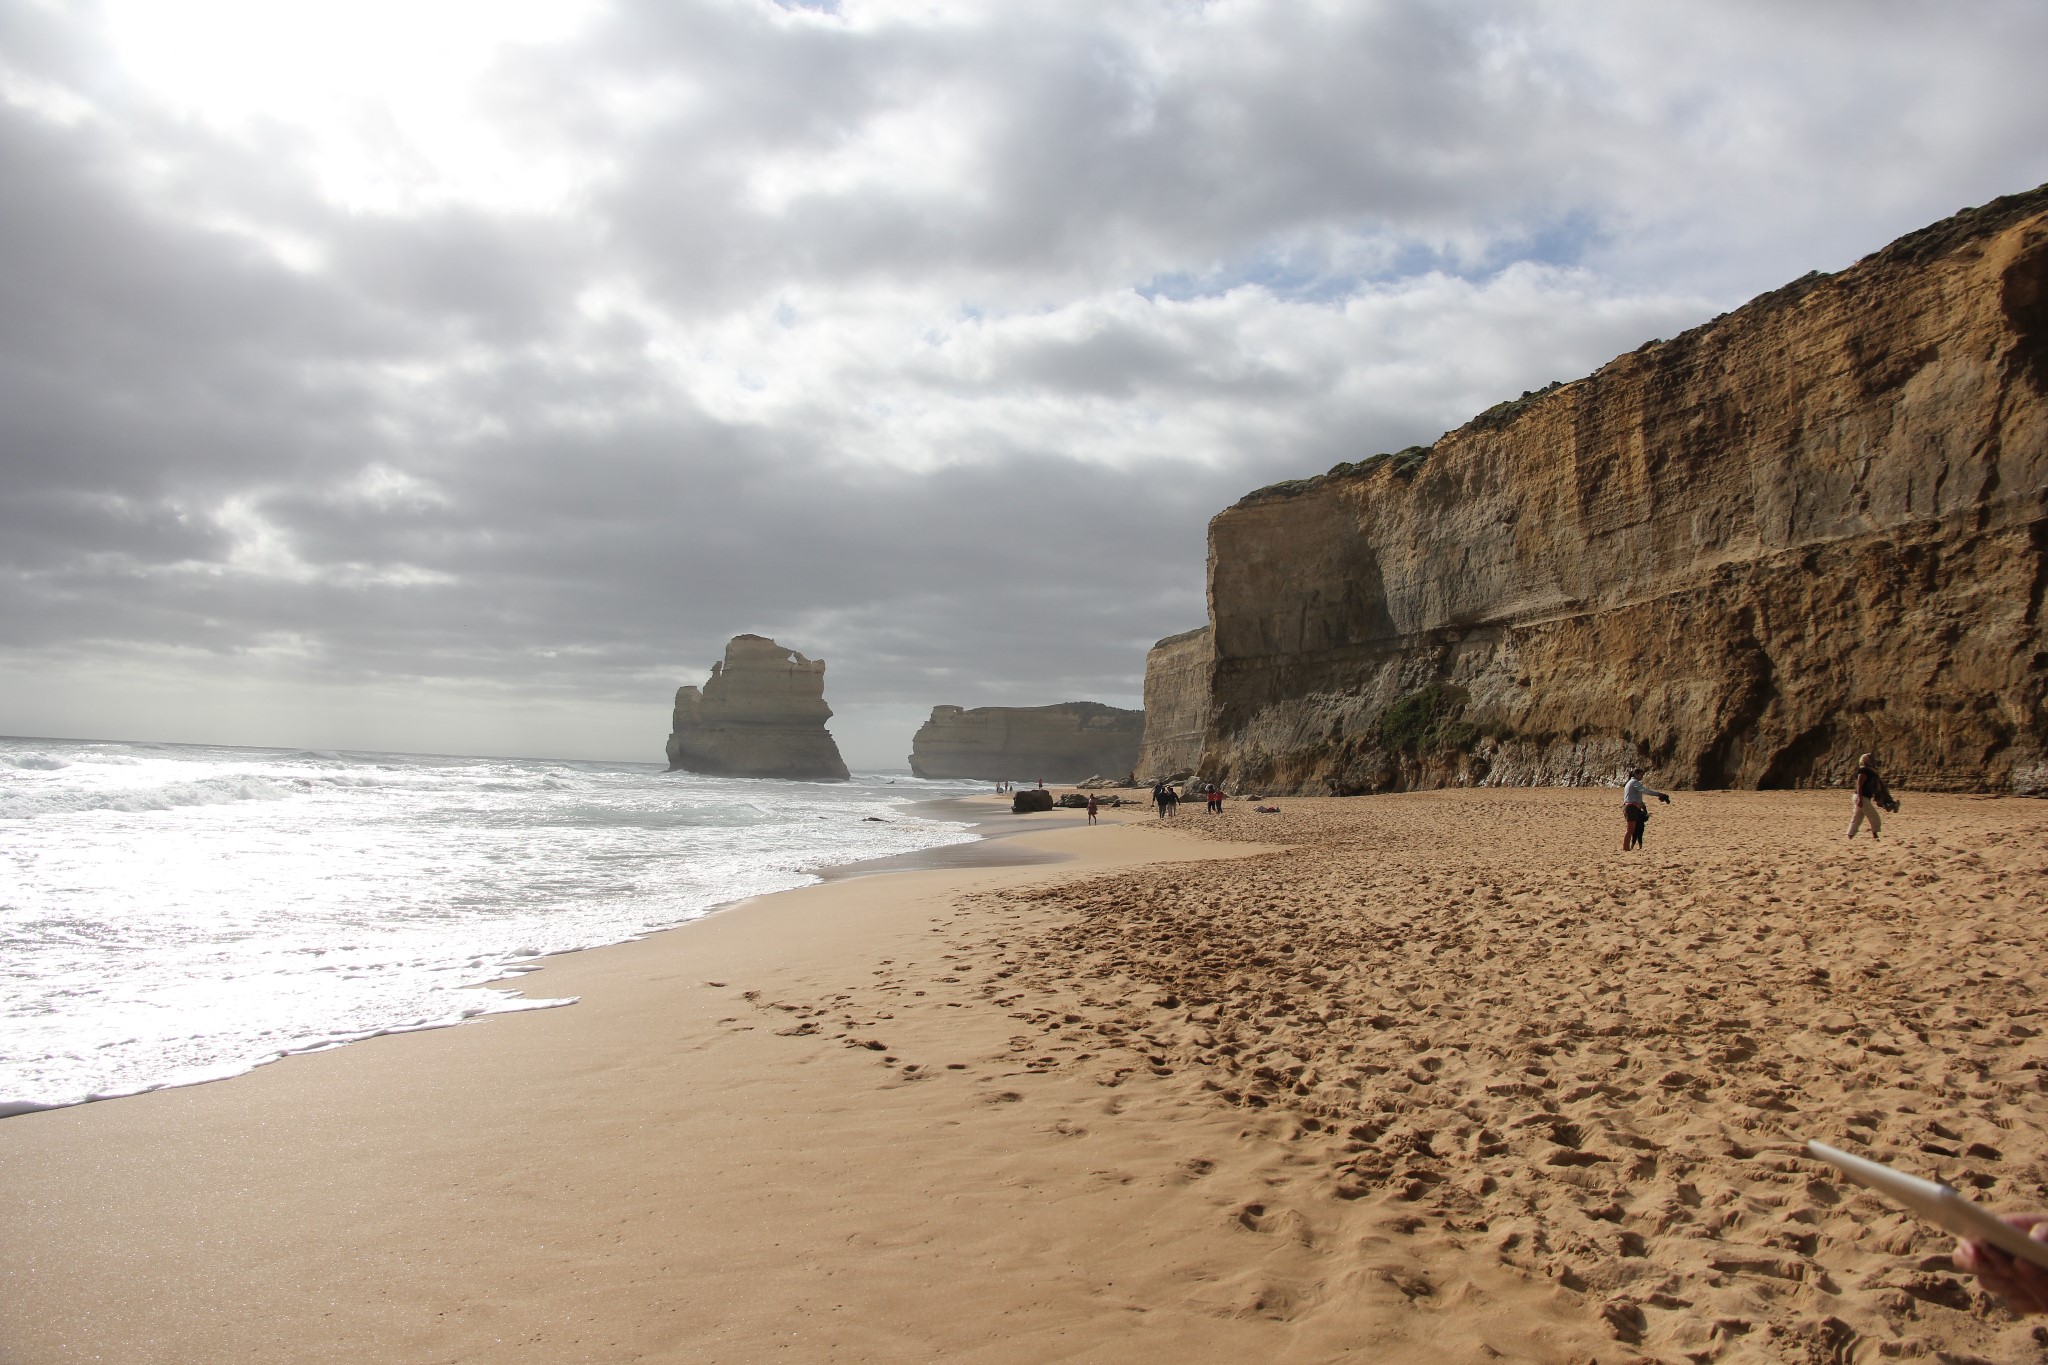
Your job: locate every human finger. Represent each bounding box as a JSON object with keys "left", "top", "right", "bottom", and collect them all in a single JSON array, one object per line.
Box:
[
  {"left": 1978, "top": 1245, "right": 2048, "bottom": 1314},
  {"left": 1962, "top": 1244, "right": 2026, "bottom": 1304}
]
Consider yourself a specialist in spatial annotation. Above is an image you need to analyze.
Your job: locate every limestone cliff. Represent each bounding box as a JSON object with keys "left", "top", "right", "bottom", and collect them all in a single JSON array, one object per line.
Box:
[
  {"left": 666, "top": 635, "right": 850, "bottom": 780},
  {"left": 1137, "top": 627, "right": 1213, "bottom": 779},
  {"left": 1171, "top": 185, "right": 2048, "bottom": 795},
  {"left": 909, "top": 703, "right": 1143, "bottom": 781}
]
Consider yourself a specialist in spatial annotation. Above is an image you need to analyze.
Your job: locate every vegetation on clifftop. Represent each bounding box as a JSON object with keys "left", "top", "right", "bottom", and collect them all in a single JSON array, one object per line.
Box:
[
  {"left": 1467, "top": 380, "right": 1566, "bottom": 433},
  {"left": 1222, "top": 185, "right": 2048, "bottom": 520},
  {"left": 1234, "top": 444, "right": 1434, "bottom": 508},
  {"left": 1231, "top": 376, "right": 1578, "bottom": 510}
]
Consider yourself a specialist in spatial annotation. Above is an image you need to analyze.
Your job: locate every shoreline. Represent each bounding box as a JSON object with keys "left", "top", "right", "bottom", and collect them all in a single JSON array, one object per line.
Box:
[
  {"left": 0, "top": 786, "right": 1034, "bottom": 1125},
  {"left": 812, "top": 793, "right": 1107, "bottom": 881},
  {"left": 0, "top": 797, "right": 1277, "bottom": 1364},
  {"left": 7, "top": 788, "right": 2045, "bottom": 1362}
]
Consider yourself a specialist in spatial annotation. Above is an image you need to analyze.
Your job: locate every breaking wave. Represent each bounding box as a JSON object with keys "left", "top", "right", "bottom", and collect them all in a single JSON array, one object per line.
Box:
[
  {"left": 0, "top": 751, "right": 71, "bottom": 770},
  {"left": 0, "top": 737, "right": 983, "bottom": 1115},
  {"left": 0, "top": 774, "right": 297, "bottom": 821}
]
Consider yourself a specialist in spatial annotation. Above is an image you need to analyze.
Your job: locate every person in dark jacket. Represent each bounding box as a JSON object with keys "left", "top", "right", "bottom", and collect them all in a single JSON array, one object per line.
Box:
[{"left": 1847, "top": 753, "right": 1895, "bottom": 840}]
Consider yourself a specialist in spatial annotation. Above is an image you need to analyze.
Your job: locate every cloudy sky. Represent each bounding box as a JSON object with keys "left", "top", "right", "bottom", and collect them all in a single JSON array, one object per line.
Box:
[{"left": 2, "top": 0, "right": 2045, "bottom": 767}]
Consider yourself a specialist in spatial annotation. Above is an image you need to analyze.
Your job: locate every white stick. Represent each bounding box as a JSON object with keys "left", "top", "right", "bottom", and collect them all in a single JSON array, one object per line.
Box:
[{"left": 1807, "top": 1139, "right": 2048, "bottom": 1270}]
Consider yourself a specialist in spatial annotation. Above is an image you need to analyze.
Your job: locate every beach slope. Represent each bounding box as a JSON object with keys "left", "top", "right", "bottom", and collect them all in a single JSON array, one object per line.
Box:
[{"left": 4, "top": 793, "right": 2047, "bottom": 1362}]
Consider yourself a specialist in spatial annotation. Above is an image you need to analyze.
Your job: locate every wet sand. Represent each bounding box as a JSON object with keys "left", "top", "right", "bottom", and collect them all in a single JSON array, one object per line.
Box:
[
  {"left": 3, "top": 789, "right": 2046, "bottom": 1362},
  {"left": 813, "top": 795, "right": 1092, "bottom": 880}
]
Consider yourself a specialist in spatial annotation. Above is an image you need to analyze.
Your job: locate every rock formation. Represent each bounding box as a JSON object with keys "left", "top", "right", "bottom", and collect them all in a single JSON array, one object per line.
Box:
[
  {"left": 1011, "top": 788, "right": 1055, "bottom": 814},
  {"left": 1156, "top": 185, "right": 2048, "bottom": 795},
  {"left": 1137, "top": 627, "right": 1213, "bottom": 779},
  {"left": 909, "top": 703, "right": 1143, "bottom": 781},
  {"left": 666, "top": 635, "right": 850, "bottom": 780}
]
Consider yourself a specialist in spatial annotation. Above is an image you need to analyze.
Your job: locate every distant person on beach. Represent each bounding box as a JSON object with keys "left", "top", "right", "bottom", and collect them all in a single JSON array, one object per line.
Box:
[
  {"left": 1956, "top": 1217, "right": 2048, "bottom": 1313},
  {"left": 1621, "top": 768, "right": 1670, "bottom": 850},
  {"left": 1206, "top": 784, "right": 1223, "bottom": 814},
  {"left": 1085, "top": 794, "right": 1099, "bottom": 825},
  {"left": 1847, "top": 753, "right": 1896, "bottom": 840},
  {"left": 1152, "top": 783, "right": 1169, "bottom": 818}
]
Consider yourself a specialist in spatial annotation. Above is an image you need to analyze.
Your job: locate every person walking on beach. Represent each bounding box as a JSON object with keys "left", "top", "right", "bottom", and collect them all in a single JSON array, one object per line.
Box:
[
  {"left": 1152, "top": 782, "right": 1170, "bottom": 819},
  {"left": 1621, "top": 767, "right": 1670, "bottom": 850},
  {"left": 1847, "top": 752, "right": 1896, "bottom": 840},
  {"left": 1085, "top": 793, "right": 1099, "bottom": 825},
  {"left": 1206, "top": 784, "right": 1224, "bottom": 814}
]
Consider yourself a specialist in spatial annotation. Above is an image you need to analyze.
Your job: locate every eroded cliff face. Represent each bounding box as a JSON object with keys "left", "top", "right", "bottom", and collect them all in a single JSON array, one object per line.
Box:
[
  {"left": 666, "top": 635, "right": 850, "bottom": 780},
  {"left": 1137, "top": 627, "right": 1213, "bottom": 779},
  {"left": 1186, "top": 186, "right": 2048, "bottom": 795},
  {"left": 909, "top": 702, "right": 1142, "bottom": 781}
]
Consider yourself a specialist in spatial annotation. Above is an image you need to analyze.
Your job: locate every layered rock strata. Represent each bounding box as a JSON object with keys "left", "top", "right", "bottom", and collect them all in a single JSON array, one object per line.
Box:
[
  {"left": 666, "top": 635, "right": 850, "bottom": 780},
  {"left": 1166, "top": 186, "right": 2048, "bottom": 795},
  {"left": 909, "top": 703, "right": 1142, "bottom": 782},
  {"left": 1136, "top": 627, "right": 1213, "bottom": 779}
]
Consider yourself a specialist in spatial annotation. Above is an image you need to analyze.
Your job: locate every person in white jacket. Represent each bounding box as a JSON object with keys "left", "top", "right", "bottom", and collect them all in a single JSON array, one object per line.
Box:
[{"left": 1621, "top": 768, "right": 1670, "bottom": 850}]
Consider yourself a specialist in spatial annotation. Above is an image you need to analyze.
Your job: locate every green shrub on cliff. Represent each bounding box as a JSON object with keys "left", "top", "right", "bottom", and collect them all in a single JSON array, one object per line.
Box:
[
  {"left": 1377, "top": 684, "right": 1475, "bottom": 754},
  {"left": 1388, "top": 444, "right": 1431, "bottom": 478},
  {"left": 1468, "top": 381, "right": 1565, "bottom": 433},
  {"left": 1240, "top": 444, "right": 1439, "bottom": 507}
]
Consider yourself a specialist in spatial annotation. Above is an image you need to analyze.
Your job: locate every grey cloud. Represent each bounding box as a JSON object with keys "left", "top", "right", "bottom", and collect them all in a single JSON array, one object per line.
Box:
[
  {"left": 329, "top": 211, "right": 587, "bottom": 343},
  {"left": 0, "top": 492, "right": 229, "bottom": 571},
  {"left": 2, "top": 1, "right": 2046, "bottom": 760},
  {"left": 6, "top": 419, "right": 1238, "bottom": 719},
  {"left": 986, "top": 320, "right": 1218, "bottom": 401},
  {"left": 585, "top": 3, "right": 1543, "bottom": 301},
  {"left": 571, "top": 1, "right": 2048, "bottom": 312}
]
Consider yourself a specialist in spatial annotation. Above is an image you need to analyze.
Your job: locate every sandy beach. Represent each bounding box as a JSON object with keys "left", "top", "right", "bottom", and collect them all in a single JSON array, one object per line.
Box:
[{"left": 5, "top": 789, "right": 2048, "bottom": 1363}]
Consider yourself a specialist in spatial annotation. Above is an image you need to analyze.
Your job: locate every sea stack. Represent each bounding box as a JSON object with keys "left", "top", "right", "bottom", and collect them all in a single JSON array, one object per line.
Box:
[
  {"left": 1152, "top": 184, "right": 2048, "bottom": 796},
  {"left": 666, "top": 635, "right": 850, "bottom": 780},
  {"left": 909, "top": 702, "right": 1143, "bottom": 782}
]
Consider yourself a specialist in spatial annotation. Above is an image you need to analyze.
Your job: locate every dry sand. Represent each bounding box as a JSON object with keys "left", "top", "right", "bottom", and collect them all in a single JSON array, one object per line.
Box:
[{"left": 4, "top": 789, "right": 2047, "bottom": 1363}]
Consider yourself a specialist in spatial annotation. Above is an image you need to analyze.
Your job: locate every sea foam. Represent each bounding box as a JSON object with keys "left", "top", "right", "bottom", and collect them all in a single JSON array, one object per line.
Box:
[
  {"left": 0, "top": 774, "right": 296, "bottom": 820},
  {"left": 0, "top": 737, "right": 984, "bottom": 1115}
]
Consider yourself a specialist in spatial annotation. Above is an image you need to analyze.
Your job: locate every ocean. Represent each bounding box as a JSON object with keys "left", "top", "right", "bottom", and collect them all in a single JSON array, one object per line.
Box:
[{"left": 0, "top": 736, "right": 987, "bottom": 1118}]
